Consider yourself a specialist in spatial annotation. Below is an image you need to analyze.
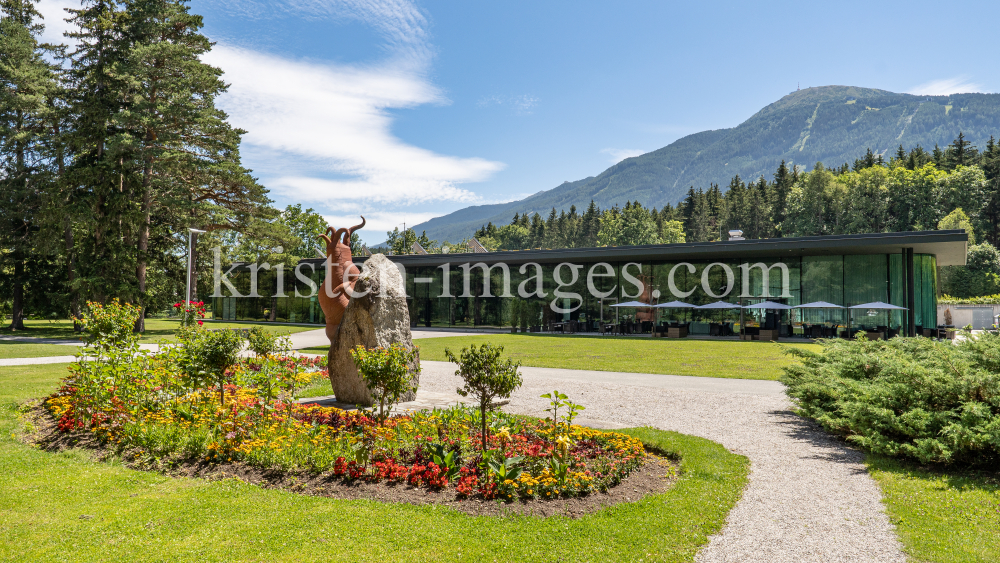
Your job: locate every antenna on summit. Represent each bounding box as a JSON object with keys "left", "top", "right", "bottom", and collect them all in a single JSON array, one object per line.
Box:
[{"left": 797, "top": 82, "right": 800, "bottom": 91}]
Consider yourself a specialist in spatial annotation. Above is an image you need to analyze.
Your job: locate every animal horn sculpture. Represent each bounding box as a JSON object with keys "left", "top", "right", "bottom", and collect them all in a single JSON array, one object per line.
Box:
[{"left": 318, "top": 216, "right": 366, "bottom": 343}]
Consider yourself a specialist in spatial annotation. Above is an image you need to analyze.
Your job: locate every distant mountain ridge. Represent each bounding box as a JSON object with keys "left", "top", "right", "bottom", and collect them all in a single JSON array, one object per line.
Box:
[{"left": 414, "top": 86, "right": 1000, "bottom": 242}]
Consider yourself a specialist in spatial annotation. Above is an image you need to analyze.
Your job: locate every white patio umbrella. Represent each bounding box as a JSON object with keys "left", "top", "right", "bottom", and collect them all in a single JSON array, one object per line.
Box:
[
  {"left": 611, "top": 300, "right": 655, "bottom": 308},
  {"left": 694, "top": 301, "right": 742, "bottom": 309},
  {"left": 795, "top": 302, "right": 846, "bottom": 336},
  {"left": 795, "top": 301, "right": 845, "bottom": 308},
  {"left": 654, "top": 300, "right": 695, "bottom": 325},
  {"left": 847, "top": 302, "right": 908, "bottom": 336},
  {"left": 848, "top": 302, "right": 908, "bottom": 310},
  {"left": 654, "top": 300, "right": 695, "bottom": 308},
  {"left": 610, "top": 301, "right": 654, "bottom": 334},
  {"left": 694, "top": 301, "right": 741, "bottom": 335},
  {"left": 741, "top": 301, "right": 792, "bottom": 338}
]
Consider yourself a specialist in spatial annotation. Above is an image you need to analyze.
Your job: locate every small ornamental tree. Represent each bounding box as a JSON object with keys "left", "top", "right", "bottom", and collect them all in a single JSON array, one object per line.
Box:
[
  {"left": 445, "top": 343, "right": 523, "bottom": 455},
  {"left": 247, "top": 326, "right": 291, "bottom": 357},
  {"left": 180, "top": 328, "right": 245, "bottom": 406},
  {"left": 350, "top": 344, "right": 420, "bottom": 422},
  {"left": 76, "top": 299, "right": 142, "bottom": 354}
]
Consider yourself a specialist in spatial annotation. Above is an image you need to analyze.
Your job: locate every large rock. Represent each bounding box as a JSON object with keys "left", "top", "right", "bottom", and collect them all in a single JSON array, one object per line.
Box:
[{"left": 328, "top": 254, "right": 419, "bottom": 405}]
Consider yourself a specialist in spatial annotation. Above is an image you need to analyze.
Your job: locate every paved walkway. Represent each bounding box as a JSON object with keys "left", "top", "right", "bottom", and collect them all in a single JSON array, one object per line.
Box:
[{"left": 419, "top": 361, "right": 906, "bottom": 563}]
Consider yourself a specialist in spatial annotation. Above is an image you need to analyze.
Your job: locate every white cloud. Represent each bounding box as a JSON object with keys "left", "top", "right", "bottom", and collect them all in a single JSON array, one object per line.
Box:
[
  {"left": 36, "top": 0, "right": 75, "bottom": 45},
  {"left": 601, "top": 148, "right": 647, "bottom": 163},
  {"left": 477, "top": 94, "right": 540, "bottom": 115},
  {"left": 36, "top": 0, "right": 505, "bottom": 220},
  {"left": 323, "top": 211, "right": 441, "bottom": 241},
  {"left": 197, "top": 0, "right": 505, "bottom": 214},
  {"left": 908, "top": 76, "right": 985, "bottom": 96}
]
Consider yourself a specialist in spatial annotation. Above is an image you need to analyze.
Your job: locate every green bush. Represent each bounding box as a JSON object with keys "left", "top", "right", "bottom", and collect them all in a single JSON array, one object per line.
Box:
[
  {"left": 782, "top": 335, "right": 1000, "bottom": 466},
  {"left": 349, "top": 343, "right": 419, "bottom": 422},
  {"left": 178, "top": 327, "right": 246, "bottom": 406},
  {"left": 246, "top": 326, "right": 291, "bottom": 357}
]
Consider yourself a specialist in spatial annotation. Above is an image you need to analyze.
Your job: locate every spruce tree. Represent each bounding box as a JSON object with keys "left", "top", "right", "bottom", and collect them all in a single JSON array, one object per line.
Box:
[
  {"left": 0, "top": 0, "right": 60, "bottom": 329},
  {"left": 771, "top": 160, "right": 792, "bottom": 234},
  {"left": 980, "top": 136, "right": 1000, "bottom": 245},
  {"left": 946, "top": 132, "right": 977, "bottom": 169}
]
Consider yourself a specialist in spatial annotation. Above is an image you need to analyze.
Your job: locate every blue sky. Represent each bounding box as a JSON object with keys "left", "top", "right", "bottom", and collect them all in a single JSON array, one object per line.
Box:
[{"left": 37, "top": 0, "right": 1000, "bottom": 244}]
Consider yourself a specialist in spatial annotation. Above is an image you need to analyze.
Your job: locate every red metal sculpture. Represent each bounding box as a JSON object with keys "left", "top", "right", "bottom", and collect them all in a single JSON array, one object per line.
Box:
[{"left": 318, "top": 216, "right": 365, "bottom": 343}]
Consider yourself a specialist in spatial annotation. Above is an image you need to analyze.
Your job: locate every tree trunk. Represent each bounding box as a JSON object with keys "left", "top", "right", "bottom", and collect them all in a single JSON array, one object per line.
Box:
[
  {"left": 9, "top": 257, "right": 26, "bottom": 331},
  {"left": 189, "top": 230, "right": 200, "bottom": 303},
  {"left": 135, "top": 160, "right": 153, "bottom": 333},
  {"left": 65, "top": 221, "right": 81, "bottom": 331}
]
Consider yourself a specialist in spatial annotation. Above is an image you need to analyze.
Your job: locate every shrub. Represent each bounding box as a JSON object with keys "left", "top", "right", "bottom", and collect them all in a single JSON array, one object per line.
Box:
[
  {"left": 350, "top": 344, "right": 420, "bottom": 422},
  {"left": 172, "top": 300, "right": 206, "bottom": 327},
  {"left": 179, "top": 328, "right": 246, "bottom": 406},
  {"left": 247, "top": 326, "right": 291, "bottom": 357},
  {"left": 782, "top": 334, "right": 1000, "bottom": 466},
  {"left": 75, "top": 299, "right": 142, "bottom": 353},
  {"left": 445, "top": 343, "right": 523, "bottom": 455}
]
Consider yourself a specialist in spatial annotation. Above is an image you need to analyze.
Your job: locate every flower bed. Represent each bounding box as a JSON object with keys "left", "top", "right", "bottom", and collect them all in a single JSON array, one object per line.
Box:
[{"left": 45, "top": 354, "right": 646, "bottom": 501}]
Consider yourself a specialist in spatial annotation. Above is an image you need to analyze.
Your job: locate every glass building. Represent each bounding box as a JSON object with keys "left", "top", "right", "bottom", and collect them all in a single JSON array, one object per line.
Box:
[{"left": 211, "top": 230, "right": 967, "bottom": 337}]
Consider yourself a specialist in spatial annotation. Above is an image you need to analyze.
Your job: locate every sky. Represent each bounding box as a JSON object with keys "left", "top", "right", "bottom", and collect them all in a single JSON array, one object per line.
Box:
[{"left": 35, "top": 0, "right": 1000, "bottom": 244}]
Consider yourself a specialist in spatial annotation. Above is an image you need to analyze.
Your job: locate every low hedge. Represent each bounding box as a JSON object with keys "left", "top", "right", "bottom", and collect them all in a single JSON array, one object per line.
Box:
[{"left": 782, "top": 335, "right": 1000, "bottom": 466}]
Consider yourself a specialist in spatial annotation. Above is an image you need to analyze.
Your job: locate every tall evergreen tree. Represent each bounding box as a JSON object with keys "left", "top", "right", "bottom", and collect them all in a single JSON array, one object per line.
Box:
[
  {"left": 0, "top": 0, "right": 60, "bottom": 329},
  {"left": 946, "top": 132, "right": 977, "bottom": 169},
  {"left": 771, "top": 160, "right": 792, "bottom": 234},
  {"left": 981, "top": 137, "right": 1000, "bottom": 245}
]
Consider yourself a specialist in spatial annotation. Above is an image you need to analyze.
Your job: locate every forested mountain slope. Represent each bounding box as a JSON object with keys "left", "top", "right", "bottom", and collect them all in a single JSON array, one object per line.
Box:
[{"left": 416, "top": 86, "right": 1000, "bottom": 242}]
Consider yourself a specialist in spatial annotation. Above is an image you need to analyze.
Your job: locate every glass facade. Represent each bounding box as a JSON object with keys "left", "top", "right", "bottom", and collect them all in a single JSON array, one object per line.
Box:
[{"left": 211, "top": 251, "right": 939, "bottom": 336}]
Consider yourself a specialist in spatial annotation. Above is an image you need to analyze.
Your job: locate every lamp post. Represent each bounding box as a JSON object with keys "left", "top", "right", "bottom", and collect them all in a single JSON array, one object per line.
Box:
[{"left": 185, "top": 228, "right": 206, "bottom": 324}]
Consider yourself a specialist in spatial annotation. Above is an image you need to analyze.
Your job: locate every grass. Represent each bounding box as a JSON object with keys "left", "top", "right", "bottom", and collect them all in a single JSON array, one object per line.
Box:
[
  {"left": 0, "top": 362, "right": 749, "bottom": 563},
  {"left": 0, "top": 318, "right": 317, "bottom": 344},
  {"left": 0, "top": 341, "right": 81, "bottom": 360},
  {"left": 353, "top": 334, "right": 824, "bottom": 380},
  {"left": 867, "top": 454, "right": 1000, "bottom": 563}
]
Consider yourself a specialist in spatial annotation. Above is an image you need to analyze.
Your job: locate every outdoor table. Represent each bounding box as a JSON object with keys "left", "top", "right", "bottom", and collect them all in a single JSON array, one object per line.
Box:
[
  {"left": 758, "top": 329, "right": 780, "bottom": 341},
  {"left": 865, "top": 331, "right": 884, "bottom": 340},
  {"left": 667, "top": 326, "right": 688, "bottom": 338}
]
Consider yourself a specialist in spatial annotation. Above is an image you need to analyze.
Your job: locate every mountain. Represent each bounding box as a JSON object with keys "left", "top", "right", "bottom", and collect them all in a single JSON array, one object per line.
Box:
[{"left": 414, "top": 86, "right": 1000, "bottom": 243}]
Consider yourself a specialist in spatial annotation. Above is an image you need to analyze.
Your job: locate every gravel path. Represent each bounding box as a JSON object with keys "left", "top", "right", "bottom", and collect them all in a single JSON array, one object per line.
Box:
[{"left": 420, "top": 360, "right": 905, "bottom": 563}]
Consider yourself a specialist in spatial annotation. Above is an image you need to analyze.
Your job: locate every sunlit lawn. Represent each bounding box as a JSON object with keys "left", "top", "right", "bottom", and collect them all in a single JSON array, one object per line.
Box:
[
  {"left": 867, "top": 455, "right": 999, "bottom": 563},
  {"left": 301, "top": 334, "right": 822, "bottom": 380},
  {"left": 0, "top": 341, "right": 82, "bottom": 360},
  {"left": 0, "top": 318, "right": 317, "bottom": 345},
  {"left": 0, "top": 363, "right": 749, "bottom": 563}
]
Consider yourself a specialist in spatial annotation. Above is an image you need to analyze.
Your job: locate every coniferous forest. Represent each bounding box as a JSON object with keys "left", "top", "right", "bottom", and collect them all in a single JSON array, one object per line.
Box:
[
  {"left": 0, "top": 0, "right": 334, "bottom": 329},
  {"left": 462, "top": 136, "right": 1000, "bottom": 298}
]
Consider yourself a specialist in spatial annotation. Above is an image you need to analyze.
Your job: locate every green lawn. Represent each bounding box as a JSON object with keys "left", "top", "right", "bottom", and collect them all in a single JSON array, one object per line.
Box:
[
  {"left": 0, "top": 362, "right": 749, "bottom": 563},
  {"left": 0, "top": 341, "right": 81, "bottom": 359},
  {"left": 0, "top": 318, "right": 318, "bottom": 344},
  {"left": 386, "top": 334, "right": 822, "bottom": 380},
  {"left": 867, "top": 455, "right": 1000, "bottom": 563}
]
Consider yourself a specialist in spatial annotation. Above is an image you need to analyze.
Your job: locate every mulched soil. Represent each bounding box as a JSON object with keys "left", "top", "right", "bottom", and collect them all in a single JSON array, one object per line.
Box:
[{"left": 19, "top": 402, "right": 679, "bottom": 518}]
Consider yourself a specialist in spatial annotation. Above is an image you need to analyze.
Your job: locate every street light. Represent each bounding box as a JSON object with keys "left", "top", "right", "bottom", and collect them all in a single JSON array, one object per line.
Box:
[{"left": 185, "top": 228, "right": 207, "bottom": 324}]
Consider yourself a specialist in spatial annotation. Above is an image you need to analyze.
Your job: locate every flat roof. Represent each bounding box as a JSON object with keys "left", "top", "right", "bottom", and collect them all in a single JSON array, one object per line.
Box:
[{"left": 305, "top": 230, "right": 969, "bottom": 268}]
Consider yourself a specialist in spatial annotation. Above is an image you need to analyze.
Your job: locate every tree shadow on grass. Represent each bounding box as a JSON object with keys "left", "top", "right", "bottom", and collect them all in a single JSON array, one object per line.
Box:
[
  {"left": 869, "top": 453, "right": 1000, "bottom": 493},
  {"left": 767, "top": 408, "right": 871, "bottom": 472}
]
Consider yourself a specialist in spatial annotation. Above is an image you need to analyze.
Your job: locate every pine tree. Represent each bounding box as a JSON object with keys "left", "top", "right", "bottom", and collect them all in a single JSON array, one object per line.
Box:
[
  {"left": 933, "top": 144, "right": 945, "bottom": 168},
  {"left": 688, "top": 189, "right": 713, "bottom": 242},
  {"left": 0, "top": 0, "right": 60, "bottom": 329},
  {"left": 980, "top": 136, "right": 1000, "bottom": 245},
  {"left": 771, "top": 160, "right": 792, "bottom": 234},
  {"left": 579, "top": 200, "right": 600, "bottom": 247},
  {"left": 946, "top": 132, "right": 977, "bottom": 169},
  {"left": 681, "top": 187, "right": 697, "bottom": 235},
  {"left": 64, "top": 0, "right": 137, "bottom": 304}
]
